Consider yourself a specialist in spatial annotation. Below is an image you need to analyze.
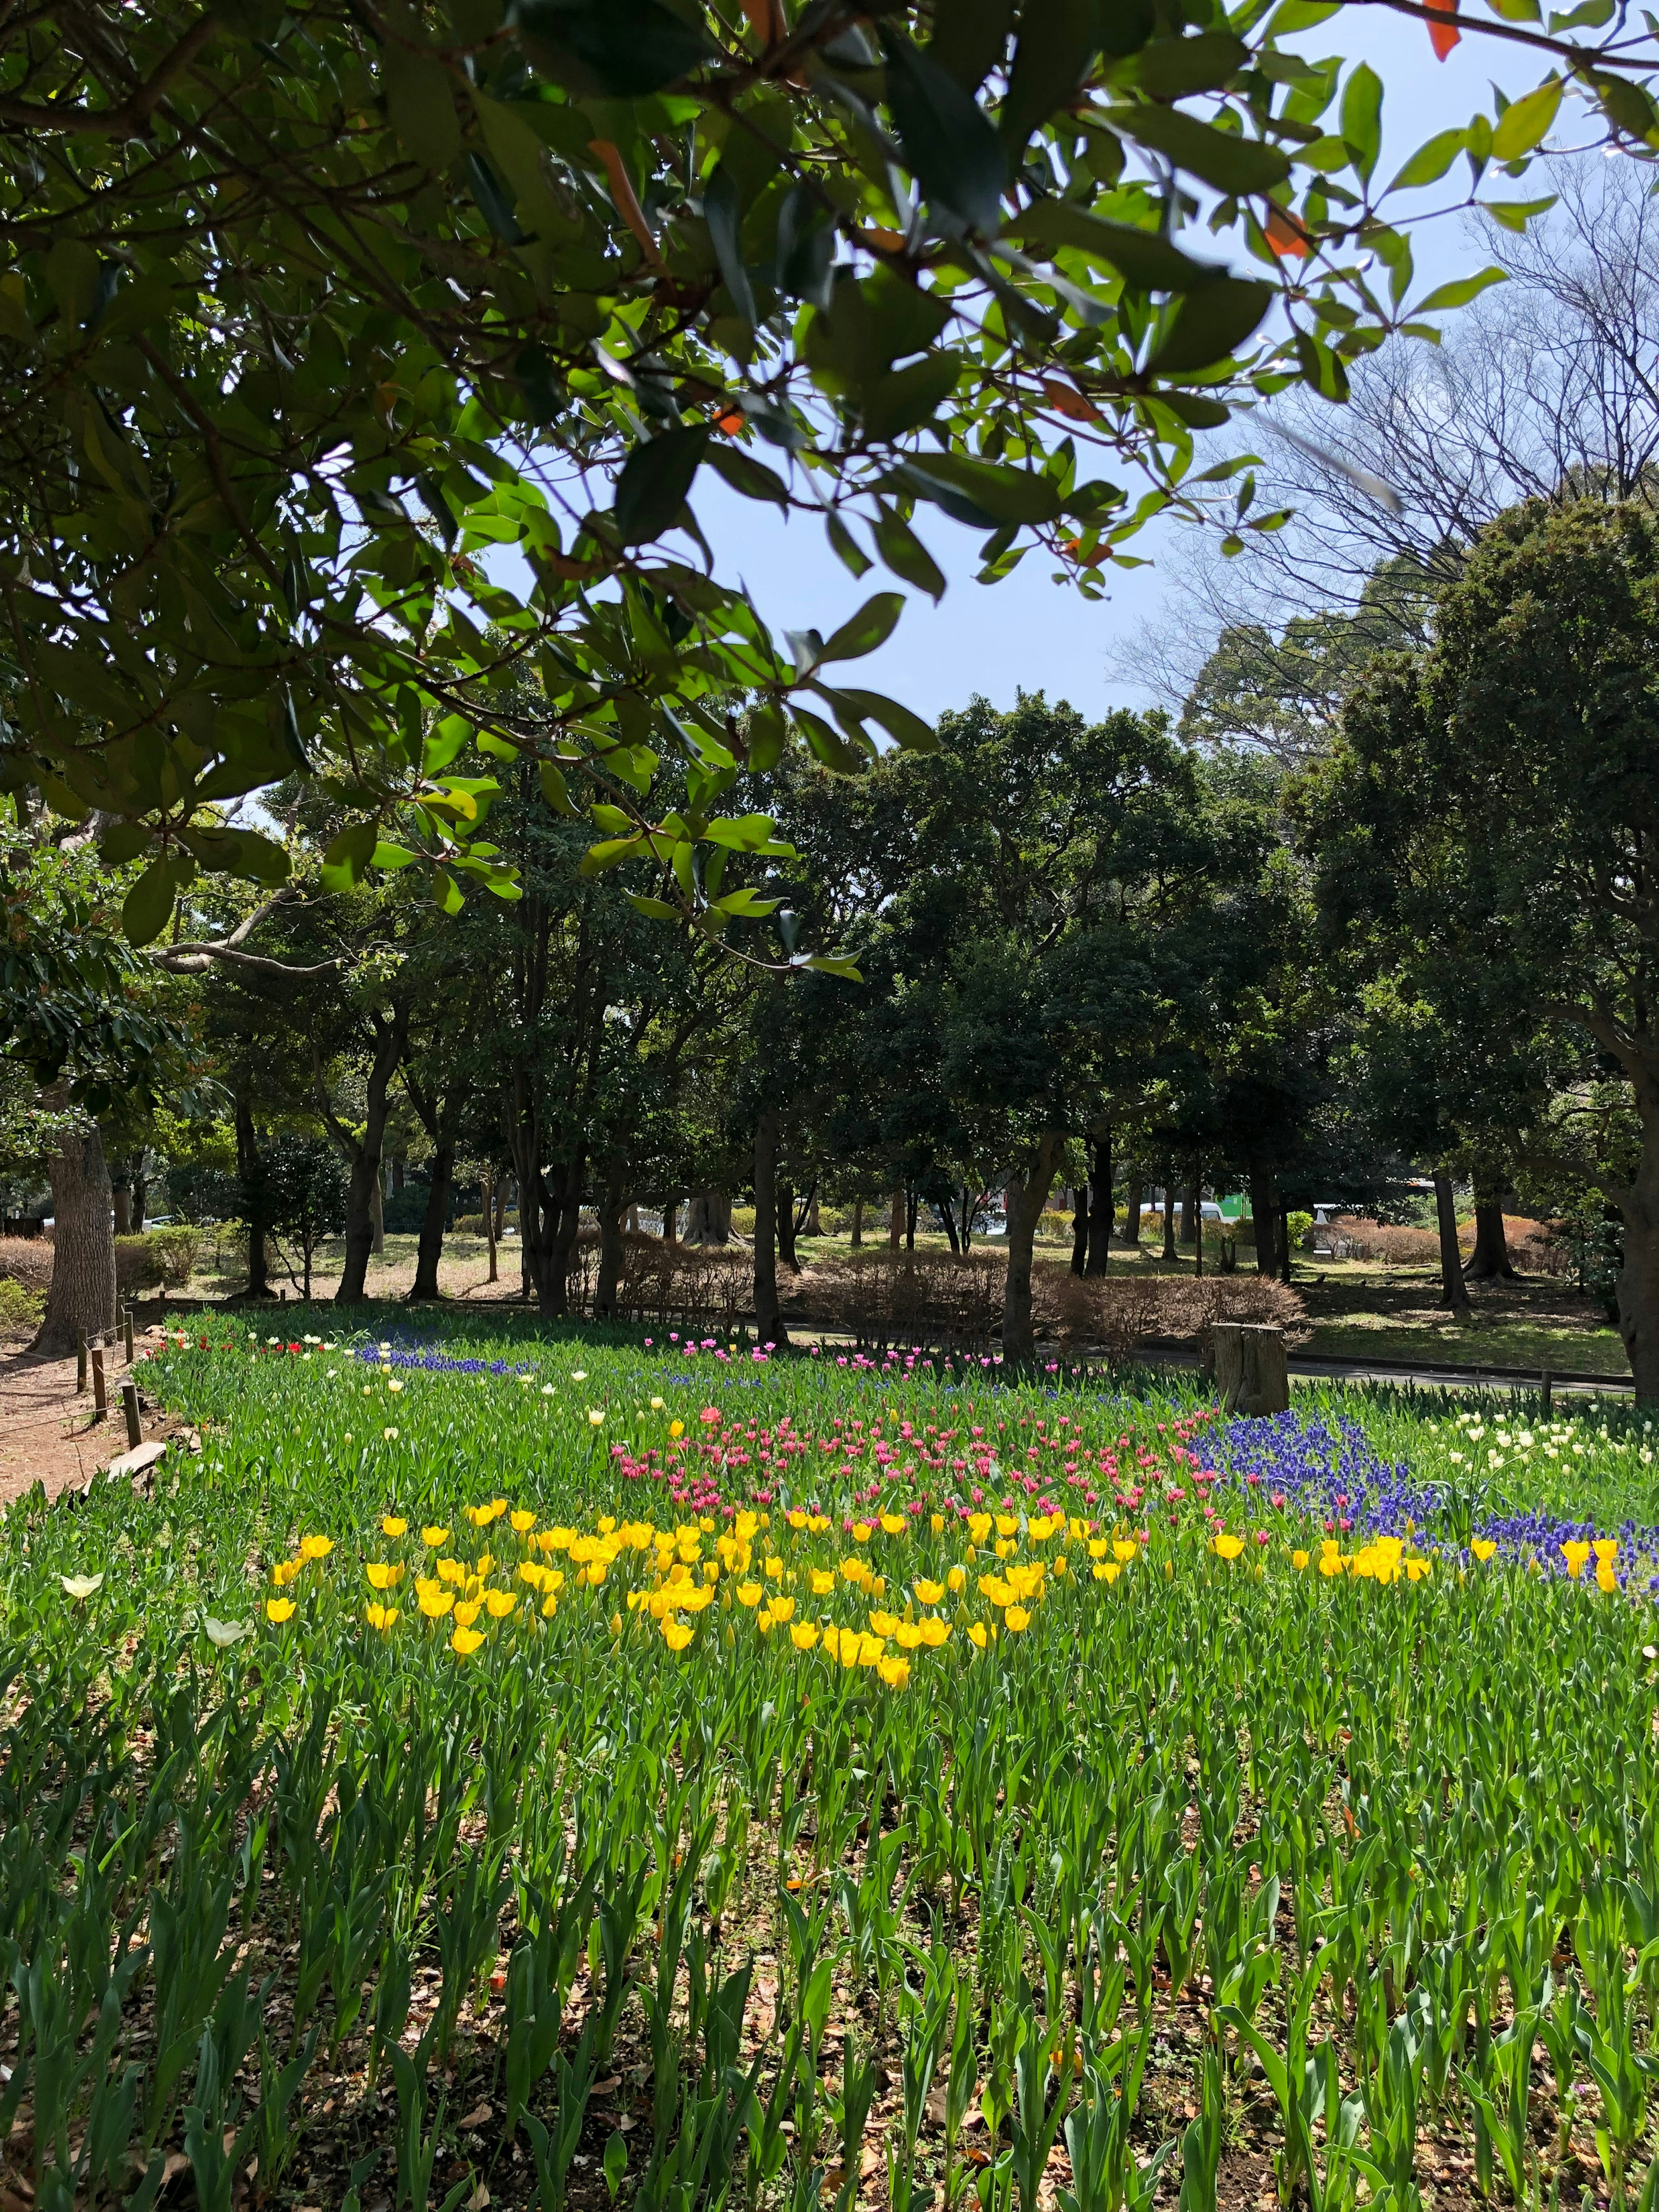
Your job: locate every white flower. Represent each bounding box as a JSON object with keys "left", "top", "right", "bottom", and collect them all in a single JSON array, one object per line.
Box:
[
  {"left": 387, "top": 1378, "right": 404, "bottom": 1393},
  {"left": 541, "top": 1382, "right": 556, "bottom": 1396},
  {"left": 204, "top": 1616, "right": 251, "bottom": 1648},
  {"left": 571, "top": 1370, "right": 588, "bottom": 1383},
  {"left": 384, "top": 1426, "right": 400, "bottom": 1441},
  {"left": 60, "top": 1573, "right": 104, "bottom": 1600},
  {"left": 651, "top": 1397, "right": 665, "bottom": 1411},
  {"left": 588, "top": 1408, "right": 605, "bottom": 1426}
]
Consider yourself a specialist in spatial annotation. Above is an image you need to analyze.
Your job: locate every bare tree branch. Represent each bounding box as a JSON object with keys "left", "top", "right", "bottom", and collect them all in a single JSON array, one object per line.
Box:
[{"left": 147, "top": 887, "right": 340, "bottom": 977}]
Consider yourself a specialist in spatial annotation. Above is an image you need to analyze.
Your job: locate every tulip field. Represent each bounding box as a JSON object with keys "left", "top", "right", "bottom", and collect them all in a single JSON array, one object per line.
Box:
[{"left": 5, "top": 1323, "right": 1659, "bottom": 2212}]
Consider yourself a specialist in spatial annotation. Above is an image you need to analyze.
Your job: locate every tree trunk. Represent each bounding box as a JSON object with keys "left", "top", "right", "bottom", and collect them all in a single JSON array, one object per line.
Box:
[
  {"left": 1085, "top": 1133, "right": 1113, "bottom": 1275},
  {"left": 1180, "top": 1179, "right": 1198, "bottom": 1246},
  {"left": 685, "top": 1190, "right": 730, "bottom": 1246},
  {"left": 1278, "top": 1204, "right": 1293, "bottom": 1285},
  {"left": 906, "top": 1190, "right": 917, "bottom": 1251},
  {"left": 392, "top": 1154, "right": 404, "bottom": 1192},
  {"left": 1465, "top": 1168, "right": 1519, "bottom": 1281},
  {"left": 851, "top": 1196, "right": 863, "bottom": 1249},
  {"left": 32, "top": 1087, "right": 118, "bottom": 1358},
  {"left": 1161, "top": 1182, "right": 1177, "bottom": 1263},
  {"left": 1250, "top": 1166, "right": 1278, "bottom": 1278},
  {"left": 1069, "top": 1188, "right": 1088, "bottom": 1276},
  {"left": 484, "top": 1169, "right": 499, "bottom": 1283},
  {"left": 1001, "top": 1135, "right": 1062, "bottom": 1366},
  {"left": 753, "top": 1108, "right": 789, "bottom": 1348},
  {"left": 409, "top": 1141, "right": 454, "bottom": 1300},
  {"left": 595, "top": 1172, "right": 626, "bottom": 1317},
  {"left": 494, "top": 1177, "right": 509, "bottom": 1242},
  {"left": 112, "top": 1184, "right": 132, "bottom": 1235},
  {"left": 1433, "top": 1169, "right": 1470, "bottom": 1311},
  {"left": 1193, "top": 1163, "right": 1205, "bottom": 1280},
  {"left": 1615, "top": 1102, "right": 1659, "bottom": 1394},
  {"left": 130, "top": 1157, "right": 147, "bottom": 1231},
  {"left": 776, "top": 1178, "right": 800, "bottom": 1274},
  {"left": 327, "top": 1004, "right": 407, "bottom": 1305},
  {"left": 237, "top": 1094, "right": 271, "bottom": 1299},
  {"left": 804, "top": 1187, "right": 820, "bottom": 1236},
  {"left": 938, "top": 1194, "right": 963, "bottom": 1256},
  {"left": 664, "top": 1194, "right": 679, "bottom": 1246},
  {"left": 1122, "top": 1167, "right": 1143, "bottom": 1250},
  {"left": 889, "top": 1189, "right": 903, "bottom": 1252},
  {"left": 370, "top": 1170, "right": 385, "bottom": 1257}
]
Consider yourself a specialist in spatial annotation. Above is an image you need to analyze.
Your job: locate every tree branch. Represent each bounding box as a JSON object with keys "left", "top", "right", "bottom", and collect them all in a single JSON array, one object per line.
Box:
[
  {"left": 147, "top": 889, "right": 339, "bottom": 977},
  {"left": 0, "top": 10, "right": 223, "bottom": 137}
]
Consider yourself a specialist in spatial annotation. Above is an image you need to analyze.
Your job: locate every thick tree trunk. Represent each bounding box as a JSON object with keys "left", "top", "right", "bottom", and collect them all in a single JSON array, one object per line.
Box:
[
  {"left": 32, "top": 1089, "right": 117, "bottom": 1358},
  {"left": 753, "top": 1109, "right": 789, "bottom": 1348},
  {"left": 1161, "top": 1182, "right": 1177, "bottom": 1263},
  {"left": 130, "top": 1158, "right": 147, "bottom": 1232},
  {"left": 664, "top": 1195, "right": 679, "bottom": 1246},
  {"left": 803, "top": 1187, "right": 820, "bottom": 1236},
  {"left": 889, "top": 1189, "right": 903, "bottom": 1252},
  {"left": 1085, "top": 1133, "right": 1113, "bottom": 1275},
  {"left": 938, "top": 1194, "right": 963, "bottom": 1256},
  {"left": 595, "top": 1172, "right": 626, "bottom": 1317},
  {"left": 409, "top": 1142, "right": 454, "bottom": 1300},
  {"left": 237, "top": 1094, "right": 272, "bottom": 1299},
  {"left": 1465, "top": 1169, "right": 1519, "bottom": 1281},
  {"left": 1002, "top": 1135, "right": 1061, "bottom": 1366},
  {"left": 1069, "top": 1188, "right": 1088, "bottom": 1276},
  {"left": 906, "top": 1190, "right": 917, "bottom": 1252},
  {"left": 113, "top": 1185, "right": 132, "bottom": 1235},
  {"left": 1180, "top": 1179, "right": 1198, "bottom": 1246},
  {"left": 685, "top": 1190, "right": 730, "bottom": 1246},
  {"left": 1433, "top": 1168, "right": 1470, "bottom": 1312},
  {"left": 1278, "top": 1205, "right": 1294, "bottom": 1285},
  {"left": 392, "top": 1155, "right": 404, "bottom": 1192},
  {"left": 1122, "top": 1168, "right": 1143, "bottom": 1250},
  {"left": 370, "top": 1171, "right": 385, "bottom": 1256},
  {"left": 851, "top": 1196, "right": 863, "bottom": 1249},
  {"left": 494, "top": 1177, "right": 509, "bottom": 1242}
]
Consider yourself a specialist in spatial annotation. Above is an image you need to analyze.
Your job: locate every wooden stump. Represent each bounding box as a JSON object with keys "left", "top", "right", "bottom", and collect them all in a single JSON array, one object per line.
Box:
[{"left": 1214, "top": 1322, "right": 1289, "bottom": 1414}]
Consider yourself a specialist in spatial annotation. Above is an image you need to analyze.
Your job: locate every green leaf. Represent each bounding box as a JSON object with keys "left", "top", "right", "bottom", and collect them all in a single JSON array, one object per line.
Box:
[
  {"left": 1002, "top": 200, "right": 1220, "bottom": 290},
  {"left": 702, "top": 165, "right": 756, "bottom": 325},
  {"left": 1480, "top": 194, "right": 1556, "bottom": 232},
  {"left": 319, "top": 822, "right": 379, "bottom": 893},
  {"left": 926, "top": 0, "right": 1015, "bottom": 94},
  {"left": 121, "top": 858, "right": 179, "bottom": 948},
  {"left": 515, "top": 0, "right": 713, "bottom": 97},
  {"left": 819, "top": 593, "right": 905, "bottom": 662},
  {"left": 834, "top": 687, "right": 939, "bottom": 752},
  {"left": 803, "top": 953, "right": 863, "bottom": 979},
  {"left": 873, "top": 505, "right": 946, "bottom": 599},
  {"left": 1001, "top": 0, "right": 1097, "bottom": 156},
  {"left": 826, "top": 513, "right": 873, "bottom": 578},
  {"left": 792, "top": 707, "right": 867, "bottom": 775},
  {"left": 1106, "top": 106, "right": 1291, "bottom": 193},
  {"left": 1117, "top": 31, "right": 1248, "bottom": 97},
  {"left": 466, "top": 152, "right": 525, "bottom": 243},
  {"left": 383, "top": 40, "right": 461, "bottom": 169},
  {"left": 1591, "top": 73, "right": 1659, "bottom": 142},
  {"left": 879, "top": 25, "right": 1008, "bottom": 234},
  {"left": 1387, "top": 127, "right": 1466, "bottom": 191},
  {"left": 628, "top": 893, "right": 683, "bottom": 920},
  {"left": 432, "top": 868, "right": 465, "bottom": 915},
  {"left": 371, "top": 841, "right": 420, "bottom": 870},
  {"left": 540, "top": 760, "right": 578, "bottom": 815},
  {"left": 904, "top": 453, "right": 1066, "bottom": 522},
  {"left": 99, "top": 821, "right": 153, "bottom": 867},
  {"left": 745, "top": 699, "right": 788, "bottom": 771},
  {"left": 1413, "top": 267, "right": 1508, "bottom": 312},
  {"left": 858, "top": 352, "right": 963, "bottom": 440},
  {"left": 1488, "top": 76, "right": 1561, "bottom": 159},
  {"left": 705, "top": 439, "right": 790, "bottom": 509},
  {"left": 1339, "top": 62, "right": 1383, "bottom": 183},
  {"left": 1146, "top": 279, "right": 1273, "bottom": 374},
  {"left": 581, "top": 834, "right": 648, "bottom": 875},
  {"left": 613, "top": 426, "right": 709, "bottom": 542},
  {"left": 712, "top": 885, "right": 781, "bottom": 915}
]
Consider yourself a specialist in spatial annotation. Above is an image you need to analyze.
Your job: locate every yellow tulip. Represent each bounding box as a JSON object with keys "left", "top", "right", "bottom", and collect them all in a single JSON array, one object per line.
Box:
[
  {"left": 485, "top": 1590, "right": 517, "bottom": 1618},
  {"left": 1093, "top": 1562, "right": 1122, "bottom": 1585},
  {"left": 680, "top": 1586, "right": 713, "bottom": 1613},
  {"left": 1292, "top": 1549, "right": 1310, "bottom": 1570},
  {"left": 1318, "top": 1553, "right": 1344, "bottom": 1578},
  {"left": 967, "top": 1621, "right": 990, "bottom": 1649},
  {"left": 669, "top": 1419, "right": 684, "bottom": 1439},
  {"left": 265, "top": 1597, "right": 296, "bottom": 1623},
  {"left": 541, "top": 1592, "right": 559, "bottom": 1617},
  {"left": 919, "top": 1617, "right": 951, "bottom": 1646},
  {"left": 1406, "top": 1558, "right": 1432, "bottom": 1582},
  {"left": 895, "top": 1621, "right": 923, "bottom": 1649},
  {"left": 365, "top": 1561, "right": 404, "bottom": 1590},
  {"left": 365, "top": 1602, "right": 400, "bottom": 1631},
  {"left": 791, "top": 1622, "right": 820, "bottom": 1650},
  {"left": 1562, "top": 1541, "right": 1591, "bottom": 1579},
  {"left": 880, "top": 1514, "right": 906, "bottom": 1536},
  {"left": 540, "top": 1570, "right": 566, "bottom": 1596},
  {"left": 868, "top": 1610, "right": 899, "bottom": 1638},
  {"left": 453, "top": 1601, "right": 482, "bottom": 1628},
  {"left": 421, "top": 1526, "right": 450, "bottom": 1548},
  {"left": 382, "top": 1516, "right": 408, "bottom": 1538},
  {"left": 947, "top": 1565, "right": 967, "bottom": 1593},
  {"left": 769, "top": 1595, "right": 795, "bottom": 1622},
  {"left": 1087, "top": 1538, "right": 1109, "bottom": 1560},
  {"left": 1113, "top": 1539, "right": 1138, "bottom": 1564},
  {"left": 852, "top": 1522, "right": 873, "bottom": 1544},
  {"left": 1594, "top": 1537, "right": 1618, "bottom": 1567},
  {"left": 511, "top": 1509, "right": 537, "bottom": 1534},
  {"left": 931, "top": 1513, "right": 945, "bottom": 1534},
  {"left": 736, "top": 1582, "right": 763, "bottom": 1608},
  {"left": 299, "top": 1534, "right": 334, "bottom": 1560},
  {"left": 995, "top": 1514, "right": 1019, "bottom": 1538},
  {"left": 878, "top": 1655, "right": 911, "bottom": 1688},
  {"left": 271, "top": 1558, "right": 302, "bottom": 1587},
  {"left": 1212, "top": 1535, "right": 1245, "bottom": 1562},
  {"left": 661, "top": 1618, "right": 694, "bottom": 1651},
  {"left": 1471, "top": 1538, "right": 1497, "bottom": 1561},
  {"left": 967, "top": 1513, "right": 992, "bottom": 1545},
  {"left": 914, "top": 1578, "right": 945, "bottom": 1606},
  {"left": 823, "top": 1625, "right": 842, "bottom": 1659},
  {"left": 1597, "top": 1563, "right": 1619, "bottom": 1592},
  {"left": 451, "top": 1627, "right": 485, "bottom": 1656},
  {"left": 1004, "top": 1605, "right": 1031, "bottom": 1633}
]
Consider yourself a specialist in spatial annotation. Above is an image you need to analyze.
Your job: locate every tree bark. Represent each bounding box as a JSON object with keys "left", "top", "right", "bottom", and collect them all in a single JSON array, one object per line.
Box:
[
  {"left": 1278, "top": 1204, "right": 1294, "bottom": 1285},
  {"left": 1002, "top": 1135, "right": 1062, "bottom": 1366},
  {"left": 906, "top": 1189, "right": 917, "bottom": 1251},
  {"left": 1085, "top": 1133, "right": 1113, "bottom": 1275},
  {"left": 1069, "top": 1187, "right": 1088, "bottom": 1276},
  {"left": 32, "top": 1086, "right": 118, "bottom": 1358},
  {"left": 370, "top": 1170, "right": 385, "bottom": 1257},
  {"left": 1161, "top": 1180, "right": 1177, "bottom": 1263},
  {"left": 685, "top": 1190, "right": 730, "bottom": 1246},
  {"left": 1122, "top": 1167, "right": 1143, "bottom": 1250},
  {"left": 804, "top": 1187, "right": 820, "bottom": 1236},
  {"left": 112, "top": 1184, "right": 132, "bottom": 1235},
  {"left": 494, "top": 1176, "right": 509, "bottom": 1243},
  {"left": 776, "top": 1178, "right": 801, "bottom": 1274},
  {"left": 1433, "top": 1168, "right": 1470, "bottom": 1312},
  {"left": 324, "top": 1004, "right": 408, "bottom": 1305},
  {"left": 1193, "top": 1163, "right": 1205, "bottom": 1280},
  {"left": 753, "top": 1108, "right": 789, "bottom": 1348},
  {"left": 851, "top": 1196, "right": 863, "bottom": 1249},
  {"left": 1180, "top": 1179, "right": 1198, "bottom": 1246},
  {"left": 409, "top": 1142, "right": 454, "bottom": 1300},
  {"left": 484, "top": 1168, "right": 498, "bottom": 1283},
  {"left": 237, "top": 1093, "right": 272, "bottom": 1299},
  {"left": 595, "top": 1171, "right": 626, "bottom": 1317},
  {"left": 664, "top": 1194, "right": 679, "bottom": 1246},
  {"left": 1249, "top": 1166, "right": 1278, "bottom": 1279},
  {"left": 889, "top": 1189, "right": 903, "bottom": 1252},
  {"left": 1465, "top": 1166, "right": 1519, "bottom": 1281}
]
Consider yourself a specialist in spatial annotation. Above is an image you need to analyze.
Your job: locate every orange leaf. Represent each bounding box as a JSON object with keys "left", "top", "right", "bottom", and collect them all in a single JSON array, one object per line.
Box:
[
  {"left": 1425, "top": 0, "right": 1460, "bottom": 60},
  {"left": 1042, "top": 377, "right": 1101, "bottom": 423},
  {"left": 1264, "top": 208, "right": 1310, "bottom": 260}
]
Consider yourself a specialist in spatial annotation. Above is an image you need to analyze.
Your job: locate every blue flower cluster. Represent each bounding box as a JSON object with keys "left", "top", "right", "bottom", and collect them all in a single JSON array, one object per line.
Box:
[
  {"left": 352, "top": 1341, "right": 525, "bottom": 1378},
  {"left": 1195, "top": 1410, "right": 1659, "bottom": 1589}
]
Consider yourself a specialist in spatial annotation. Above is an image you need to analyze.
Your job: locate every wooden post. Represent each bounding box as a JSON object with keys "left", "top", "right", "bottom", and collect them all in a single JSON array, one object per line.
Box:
[
  {"left": 91, "top": 1344, "right": 107, "bottom": 1417},
  {"left": 1239, "top": 1324, "right": 1290, "bottom": 1414},
  {"left": 77, "top": 1332, "right": 88, "bottom": 1394},
  {"left": 1213, "top": 1322, "right": 1244, "bottom": 1409},
  {"left": 121, "top": 1380, "right": 142, "bottom": 1449},
  {"left": 122, "top": 1304, "right": 135, "bottom": 1363}
]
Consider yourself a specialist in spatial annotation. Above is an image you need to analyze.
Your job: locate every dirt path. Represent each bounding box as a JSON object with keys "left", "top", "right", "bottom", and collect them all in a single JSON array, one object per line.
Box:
[{"left": 0, "top": 1336, "right": 172, "bottom": 1509}]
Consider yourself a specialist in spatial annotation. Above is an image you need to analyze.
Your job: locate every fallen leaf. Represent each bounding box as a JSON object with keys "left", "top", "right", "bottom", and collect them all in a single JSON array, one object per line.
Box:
[
  {"left": 861, "top": 2147, "right": 881, "bottom": 2180},
  {"left": 162, "top": 2153, "right": 190, "bottom": 2185},
  {"left": 593, "top": 2078, "right": 621, "bottom": 2096},
  {"left": 458, "top": 2105, "right": 493, "bottom": 2132}
]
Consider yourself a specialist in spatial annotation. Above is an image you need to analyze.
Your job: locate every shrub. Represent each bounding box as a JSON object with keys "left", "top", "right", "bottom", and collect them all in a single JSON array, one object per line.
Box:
[
  {"left": 0, "top": 1276, "right": 42, "bottom": 1336},
  {"left": 115, "top": 1225, "right": 200, "bottom": 1293},
  {"left": 1033, "top": 1266, "right": 1309, "bottom": 1355},
  {"left": 0, "top": 1236, "right": 53, "bottom": 1296}
]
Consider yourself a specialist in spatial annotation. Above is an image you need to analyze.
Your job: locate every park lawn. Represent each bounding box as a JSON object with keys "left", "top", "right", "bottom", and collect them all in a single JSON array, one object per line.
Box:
[{"left": 1294, "top": 1265, "right": 1627, "bottom": 1376}]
